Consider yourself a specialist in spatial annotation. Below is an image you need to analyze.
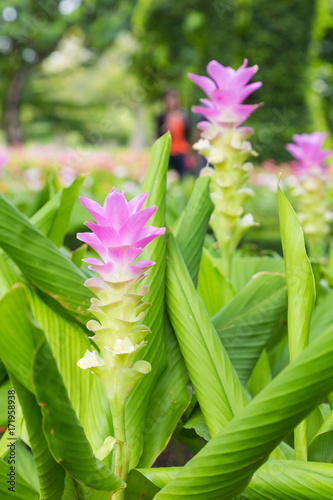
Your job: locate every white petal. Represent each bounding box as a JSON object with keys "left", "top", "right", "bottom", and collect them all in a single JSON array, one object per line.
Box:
[{"left": 77, "top": 350, "right": 105, "bottom": 369}]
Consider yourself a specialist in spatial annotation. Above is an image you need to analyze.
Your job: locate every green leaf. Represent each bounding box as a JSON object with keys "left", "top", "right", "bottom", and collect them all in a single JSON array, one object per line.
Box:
[
  {"left": 61, "top": 474, "right": 78, "bottom": 500},
  {"left": 138, "top": 317, "right": 191, "bottom": 468},
  {"left": 308, "top": 407, "right": 333, "bottom": 463},
  {"left": 247, "top": 349, "right": 272, "bottom": 398},
  {"left": 197, "top": 248, "right": 236, "bottom": 316},
  {"left": 0, "top": 251, "right": 20, "bottom": 298},
  {"left": 0, "top": 194, "right": 91, "bottom": 323},
  {"left": 15, "top": 440, "right": 40, "bottom": 493},
  {"left": 166, "top": 234, "right": 248, "bottom": 438},
  {"left": 175, "top": 176, "right": 213, "bottom": 286},
  {"left": 30, "top": 175, "right": 84, "bottom": 247},
  {"left": 0, "top": 286, "right": 66, "bottom": 499},
  {"left": 155, "top": 323, "right": 333, "bottom": 499},
  {"left": 28, "top": 292, "right": 113, "bottom": 452},
  {"left": 0, "top": 380, "right": 11, "bottom": 427},
  {"left": 237, "top": 460, "right": 333, "bottom": 500},
  {"left": 71, "top": 244, "right": 87, "bottom": 268},
  {"left": 135, "top": 175, "right": 213, "bottom": 466},
  {"left": 48, "top": 175, "right": 84, "bottom": 246},
  {"left": 0, "top": 285, "right": 123, "bottom": 495},
  {"left": 30, "top": 190, "right": 62, "bottom": 236},
  {"left": 278, "top": 181, "right": 315, "bottom": 361},
  {"left": 12, "top": 375, "right": 66, "bottom": 500},
  {"left": 231, "top": 256, "right": 285, "bottom": 291},
  {"left": 125, "top": 467, "right": 180, "bottom": 500},
  {"left": 310, "top": 291, "right": 333, "bottom": 342},
  {"left": 125, "top": 133, "right": 170, "bottom": 468},
  {"left": 212, "top": 273, "right": 287, "bottom": 384},
  {"left": 33, "top": 337, "right": 124, "bottom": 493},
  {"left": 0, "top": 359, "right": 7, "bottom": 385},
  {"left": 0, "top": 286, "right": 42, "bottom": 394},
  {"left": 0, "top": 458, "right": 39, "bottom": 500},
  {"left": 278, "top": 180, "right": 316, "bottom": 460},
  {"left": 183, "top": 406, "right": 210, "bottom": 442},
  {"left": 137, "top": 173, "right": 211, "bottom": 467}
]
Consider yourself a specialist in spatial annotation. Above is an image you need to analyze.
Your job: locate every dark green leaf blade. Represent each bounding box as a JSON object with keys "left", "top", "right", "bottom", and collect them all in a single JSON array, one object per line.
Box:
[
  {"left": 278, "top": 180, "right": 316, "bottom": 460},
  {"left": 175, "top": 176, "right": 213, "bottom": 286},
  {"left": 155, "top": 323, "right": 333, "bottom": 499},
  {"left": 237, "top": 460, "right": 333, "bottom": 500},
  {"left": 0, "top": 194, "right": 91, "bottom": 323},
  {"left": 166, "top": 234, "right": 248, "bottom": 438},
  {"left": 0, "top": 458, "right": 39, "bottom": 500},
  {"left": 117, "top": 134, "right": 171, "bottom": 468},
  {"left": 138, "top": 317, "right": 191, "bottom": 467},
  {"left": 33, "top": 336, "right": 124, "bottom": 493},
  {"left": 212, "top": 273, "right": 287, "bottom": 384}
]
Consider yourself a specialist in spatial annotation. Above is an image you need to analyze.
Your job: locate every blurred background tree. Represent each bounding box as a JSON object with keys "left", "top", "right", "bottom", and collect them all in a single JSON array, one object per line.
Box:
[{"left": 0, "top": 0, "right": 333, "bottom": 161}]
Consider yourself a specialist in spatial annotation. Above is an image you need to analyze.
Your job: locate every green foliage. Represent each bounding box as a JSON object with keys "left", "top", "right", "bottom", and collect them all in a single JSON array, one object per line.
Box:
[{"left": 1, "top": 138, "right": 333, "bottom": 499}]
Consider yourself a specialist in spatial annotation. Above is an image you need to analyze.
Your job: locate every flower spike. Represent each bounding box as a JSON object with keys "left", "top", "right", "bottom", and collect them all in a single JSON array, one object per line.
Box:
[
  {"left": 188, "top": 59, "right": 262, "bottom": 278},
  {"left": 77, "top": 187, "right": 165, "bottom": 397}
]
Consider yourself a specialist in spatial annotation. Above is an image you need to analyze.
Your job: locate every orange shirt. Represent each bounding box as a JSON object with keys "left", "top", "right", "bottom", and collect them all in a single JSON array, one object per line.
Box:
[{"left": 168, "top": 116, "right": 190, "bottom": 155}]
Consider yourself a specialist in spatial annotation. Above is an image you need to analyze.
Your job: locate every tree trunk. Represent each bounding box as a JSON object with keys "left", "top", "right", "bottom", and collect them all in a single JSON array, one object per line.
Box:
[{"left": 6, "top": 67, "right": 27, "bottom": 145}]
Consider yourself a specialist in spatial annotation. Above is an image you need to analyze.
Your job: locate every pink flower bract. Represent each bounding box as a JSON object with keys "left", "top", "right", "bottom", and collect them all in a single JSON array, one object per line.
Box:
[
  {"left": 77, "top": 188, "right": 165, "bottom": 282},
  {"left": 286, "top": 132, "right": 330, "bottom": 173},
  {"left": 188, "top": 59, "right": 262, "bottom": 126},
  {"left": 0, "top": 149, "right": 8, "bottom": 173}
]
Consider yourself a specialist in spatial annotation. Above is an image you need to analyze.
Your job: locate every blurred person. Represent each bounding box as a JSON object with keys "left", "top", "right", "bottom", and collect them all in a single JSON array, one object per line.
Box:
[{"left": 157, "top": 89, "right": 190, "bottom": 177}]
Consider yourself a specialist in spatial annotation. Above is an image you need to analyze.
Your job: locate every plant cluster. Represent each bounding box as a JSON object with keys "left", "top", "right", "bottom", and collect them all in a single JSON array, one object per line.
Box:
[{"left": 1, "top": 59, "right": 333, "bottom": 500}]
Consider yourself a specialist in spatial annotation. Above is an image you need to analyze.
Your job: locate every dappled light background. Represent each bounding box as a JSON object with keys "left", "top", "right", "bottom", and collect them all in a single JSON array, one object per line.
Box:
[
  {"left": 0, "top": 1, "right": 332, "bottom": 254},
  {"left": 0, "top": 1, "right": 331, "bottom": 159}
]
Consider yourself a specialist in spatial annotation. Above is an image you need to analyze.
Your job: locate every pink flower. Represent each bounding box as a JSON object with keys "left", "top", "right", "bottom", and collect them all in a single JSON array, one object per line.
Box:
[
  {"left": 77, "top": 188, "right": 165, "bottom": 283},
  {"left": 286, "top": 132, "right": 330, "bottom": 173},
  {"left": 188, "top": 59, "right": 262, "bottom": 126},
  {"left": 0, "top": 148, "right": 9, "bottom": 173}
]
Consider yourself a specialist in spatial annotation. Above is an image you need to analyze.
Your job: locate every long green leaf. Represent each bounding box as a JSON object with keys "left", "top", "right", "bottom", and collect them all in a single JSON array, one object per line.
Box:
[
  {"left": 48, "top": 175, "right": 84, "bottom": 246},
  {"left": 247, "top": 349, "right": 272, "bottom": 398},
  {"left": 166, "top": 234, "right": 248, "bottom": 438},
  {"left": 0, "top": 458, "right": 39, "bottom": 500},
  {"left": 197, "top": 248, "right": 236, "bottom": 316},
  {"left": 125, "top": 133, "right": 170, "bottom": 468},
  {"left": 310, "top": 290, "right": 333, "bottom": 341},
  {"left": 12, "top": 375, "right": 66, "bottom": 500},
  {"left": 0, "top": 194, "right": 91, "bottom": 323},
  {"left": 175, "top": 176, "right": 213, "bottom": 286},
  {"left": 31, "top": 175, "right": 84, "bottom": 246},
  {"left": 0, "top": 380, "right": 12, "bottom": 427},
  {"left": 28, "top": 292, "right": 113, "bottom": 452},
  {"left": 138, "top": 175, "right": 212, "bottom": 467},
  {"left": 237, "top": 460, "right": 333, "bottom": 499},
  {"left": 33, "top": 337, "right": 124, "bottom": 493},
  {"left": 183, "top": 406, "right": 210, "bottom": 442},
  {"left": 0, "top": 285, "right": 124, "bottom": 495},
  {"left": 125, "top": 467, "right": 179, "bottom": 500},
  {"left": 0, "top": 286, "right": 66, "bottom": 499},
  {"left": 212, "top": 273, "right": 287, "bottom": 384},
  {"left": 231, "top": 256, "right": 285, "bottom": 291},
  {"left": 278, "top": 181, "right": 316, "bottom": 460},
  {"left": 308, "top": 408, "right": 333, "bottom": 463},
  {"left": 15, "top": 439, "right": 40, "bottom": 493},
  {"left": 138, "top": 317, "right": 191, "bottom": 467},
  {"left": 155, "top": 323, "right": 333, "bottom": 499}
]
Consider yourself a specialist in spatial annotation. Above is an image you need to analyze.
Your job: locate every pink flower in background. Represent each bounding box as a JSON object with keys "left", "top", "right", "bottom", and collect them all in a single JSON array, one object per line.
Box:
[
  {"left": 0, "top": 148, "right": 9, "bottom": 174},
  {"left": 286, "top": 132, "right": 331, "bottom": 173},
  {"left": 188, "top": 59, "right": 262, "bottom": 127},
  {"left": 77, "top": 188, "right": 165, "bottom": 284}
]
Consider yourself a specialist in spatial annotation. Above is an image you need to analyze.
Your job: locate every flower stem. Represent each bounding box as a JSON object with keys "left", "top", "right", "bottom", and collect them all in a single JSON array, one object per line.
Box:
[
  {"left": 220, "top": 240, "right": 233, "bottom": 280},
  {"left": 110, "top": 397, "right": 130, "bottom": 500}
]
